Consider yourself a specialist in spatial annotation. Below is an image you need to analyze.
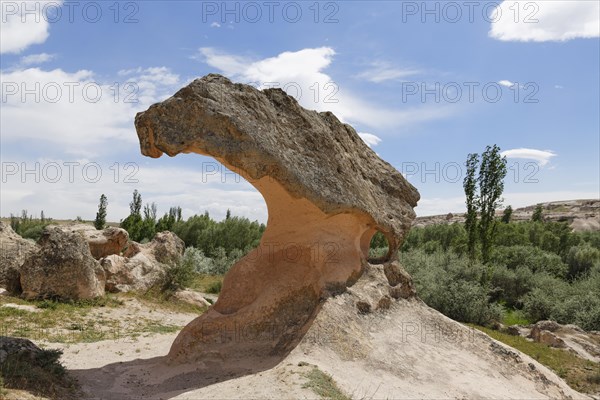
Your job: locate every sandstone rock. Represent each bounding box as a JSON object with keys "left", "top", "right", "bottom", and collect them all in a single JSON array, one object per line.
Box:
[
  {"left": 134, "top": 74, "right": 419, "bottom": 363},
  {"left": 174, "top": 289, "right": 211, "bottom": 308},
  {"left": 143, "top": 231, "right": 184, "bottom": 264},
  {"left": 100, "top": 232, "right": 183, "bottom": 293},
  {"left": 356, "top": 300, "right": 372, "bottom": 314},
  {"left": 20, "top": 227, "right": 105, "bottom": 300},
  {"left": 534, "top": 320, "right": 560, "bottom": 332},
  {"left": 377, "top": 295, "right": 392, "bottom": 310},
  {"left": 504, "top": 325, "right": 521, "bottom": 336},
  {"left": 384, "top": 262, "right": 417, "bottom": 299},
  {"left": 529, "top": 326, "right": 566, "bottom": 348},
  {"left": 0, "top": 222, "right": 37, "bottom": 294},
  {"left": 57, "top": 224, "right": 128, "bottom": 259},
  {"left": 0, "top": 336, "right": 44, "bottom": 366}
]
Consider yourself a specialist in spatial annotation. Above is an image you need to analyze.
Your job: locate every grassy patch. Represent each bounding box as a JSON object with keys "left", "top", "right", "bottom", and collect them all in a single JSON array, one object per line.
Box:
[
  {"left": 0, "top": 292, "right": 198, "bottom": 344},
  {"left": 129, "top": 286, "right": 208, "bottom": 314},
  {"left": 143, "top": 322, "right": 181, "bottom": 334},
  {"left": 188, "top": 274, "right": 223, "bottom": 294},
  {"left": 472, "top": 325, "right": 600, "bottom": 394},
  {"left": 302, "top": 366, "right": 350, "bottom": 400},
  {"left": 0, "top": 347, "right": 78, "bottom": 399},
  {"left": 501, "top": 309, "right": 531, "bottom": 326}
]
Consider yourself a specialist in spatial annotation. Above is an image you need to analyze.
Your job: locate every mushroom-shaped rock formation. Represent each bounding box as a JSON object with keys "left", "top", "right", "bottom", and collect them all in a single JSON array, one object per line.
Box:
[{"left": 134, "top": 74, "right": 420, "bottom": 363}]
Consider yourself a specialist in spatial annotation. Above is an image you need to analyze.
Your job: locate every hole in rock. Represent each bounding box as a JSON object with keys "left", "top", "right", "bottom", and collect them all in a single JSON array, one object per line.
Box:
[{"left": 367, "top": 230, "right": 391, "bottom": 264}]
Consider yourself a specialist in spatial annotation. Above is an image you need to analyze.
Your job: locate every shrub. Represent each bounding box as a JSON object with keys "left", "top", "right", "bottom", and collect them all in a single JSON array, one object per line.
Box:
[
  {"left": 0, "top": 346, "right": 75, "bottom": 399},
  {"left": 161, "top": 251, "right": 195, "bottom": 292},
  {"left": 565, "top": 244, "right": 600, "bottom": 279},
  {"left": 490, "top": 245, "right": 567, "bottom": 278},
  {"left": 207, "top": 280, "right": 222, "bottom": 294},
  {"left": 522, "top": 287, "right": 555, "bottom": 322},
  {"left": 402, "top": 250, "right": 501, "bottom": 326},
  {"left": 490, "top": 265, "right": 534, "bottom": 308}
]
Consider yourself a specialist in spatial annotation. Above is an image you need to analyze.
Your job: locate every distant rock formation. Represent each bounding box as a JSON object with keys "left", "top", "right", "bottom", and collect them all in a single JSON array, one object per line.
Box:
[
  {"left": 414, "top": 199, "right": 600, "bottom": 232},
  {"left": 134, "top": 74, "right": 420, "bottom": 363}
]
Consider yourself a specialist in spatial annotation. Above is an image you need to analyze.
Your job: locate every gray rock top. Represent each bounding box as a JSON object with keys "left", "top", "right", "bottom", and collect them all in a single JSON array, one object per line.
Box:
[{"left": 135, "top": 74, "right": 419, "bottom": 246}]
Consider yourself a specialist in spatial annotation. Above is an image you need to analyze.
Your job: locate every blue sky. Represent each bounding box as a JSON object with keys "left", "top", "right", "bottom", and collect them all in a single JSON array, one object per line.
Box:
[{"left": 1, "top": 0, "right": 599, "bottom": 222}]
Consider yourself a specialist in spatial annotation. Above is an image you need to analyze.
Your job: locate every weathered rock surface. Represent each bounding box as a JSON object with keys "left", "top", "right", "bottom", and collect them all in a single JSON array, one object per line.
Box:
[
  {"left": 529, "top": 326, "right": 567, "bottom": 348},
  {"left": 512, "top": 320, "right": 600, "bottom": 362},
  {"left": 174, "top": 289, "right": 212, "bottom": 308},
  {"left": 100, "top": 232, "right": 184, "bottom": 293},
  {"left": 57, "top": 224, "right": 129, "bottom": 259},
  {"left": 134, "top": 74, "right": 419, "bottom": 363},
  {"left": 0, "top": 222, "right": 37, "bottom": 294},
  {"left": 0, "top": 336, "right": 44, "bottom": 366},
  {"left": 20, "top": 227, "right": 105, "bottom": 300}
]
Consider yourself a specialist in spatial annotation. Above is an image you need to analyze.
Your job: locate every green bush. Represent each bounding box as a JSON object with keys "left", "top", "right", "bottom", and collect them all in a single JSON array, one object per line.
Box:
[
  {"left": 490, "top": 265, "right": 534, "bottom": 308},
  {"left": 565, "top": 244, "right": 600, "bottom": 279},
  {"left": 161, "top": 252, "right": 194, "bottom": 292},
  {"left": 490, "top": 245, "right": 567, "bottom": 278},
  {"left": 207, "top": 280, "right": 222, "bottom": 294},
  {"left": 402, "top": 250, "right": 501, "bottom": 326}
]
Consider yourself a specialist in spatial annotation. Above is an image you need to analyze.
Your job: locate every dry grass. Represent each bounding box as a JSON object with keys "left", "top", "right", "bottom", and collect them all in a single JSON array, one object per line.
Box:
[{"left": 473, "top": 325, "right": 600, "bottom": 395}]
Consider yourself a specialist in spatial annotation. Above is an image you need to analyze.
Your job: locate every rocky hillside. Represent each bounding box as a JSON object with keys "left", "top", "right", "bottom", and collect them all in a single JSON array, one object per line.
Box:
[{"left": 414, "top": 199, "right": 600, "bottom": 232}]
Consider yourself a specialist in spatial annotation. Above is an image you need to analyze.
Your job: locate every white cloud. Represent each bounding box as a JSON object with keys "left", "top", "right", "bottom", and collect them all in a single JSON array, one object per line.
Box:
[
  {"left": 554, "top": 85, "right": 564, "bottom": 89},
  {"left": 489, "top": 1, "right": 600, "bottom": 42},
  {"left": 498, "top": 80, "right": 515, "bottom": 87},
  {"left": 0, "top": 66, "right": 181, "bottom": 156},
  {"left": 0, "top": 160, "right": 267, "bottom": 222},
  {"left": 195, "top": 47, "right": 455, "bottom": 130},
  {"left": 358, "top": 132, "right": 382, "bottom": 147},
  {"left": 357, "top": 61, "right": 420, "bottom": 83},
  {"left": 0, "top": 0, "right": 62, "bottom": 54},
  {"left": 210, "top": 22, "right": 221, "bottom": 28},
  {"left": 501, "top": 148, "right": 557, "bottom": 167},
  {"left": 19, "top": 52, "right": 55, "bottom": 65}
]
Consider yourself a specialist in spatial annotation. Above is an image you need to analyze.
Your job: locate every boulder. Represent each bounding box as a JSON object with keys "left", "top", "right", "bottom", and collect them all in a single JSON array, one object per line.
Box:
[
  {"left": 529, "top": 326, "right": 567, "bottom": 348},
  {"left": 57, "top": 224, "right": 128, "bottom": 259},
  {"left": 534, "top": 320, "right": 560, "bottom": 332},
  {"left": 173, "top": 289, "right": 211, "bottom": 308},
  {"left": 100, "top": 232, "right": 183, "bottom": 293},
  {"left": 142, "top": 231, "right": 184, "bottom": 264},
  {"left": 20, "top": 226, "right": 105, "bottom": 300},
  {"left": 0, "top": 222, "right": 37, "bottom": 294},
  {"left": 0, "top": 336, "right": 44, "bottom": 366},
  {"left": 134, "top": 75, "right": 419, "bottom": 363},
  {"left": 101, "top": 253, "right": 165, "bottom": 293}
]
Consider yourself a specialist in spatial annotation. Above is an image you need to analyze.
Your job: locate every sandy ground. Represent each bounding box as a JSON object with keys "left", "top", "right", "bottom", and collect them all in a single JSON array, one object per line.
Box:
[{"left": 45, "top": 266, "right": 592, "bottom": 400}]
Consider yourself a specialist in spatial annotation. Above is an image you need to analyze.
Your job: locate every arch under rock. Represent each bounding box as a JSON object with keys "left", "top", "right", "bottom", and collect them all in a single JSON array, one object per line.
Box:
[{"left": 134, "top": 74, "right": 420, "bottom": 363}]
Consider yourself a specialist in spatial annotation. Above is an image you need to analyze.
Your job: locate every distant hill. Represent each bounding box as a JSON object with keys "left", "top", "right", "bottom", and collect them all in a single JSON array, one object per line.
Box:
[{"left": 414, "top": 199, "right": 600, "bottom": 232}]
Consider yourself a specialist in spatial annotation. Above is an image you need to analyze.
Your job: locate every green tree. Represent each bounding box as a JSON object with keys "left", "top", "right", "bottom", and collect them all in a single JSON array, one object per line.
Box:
[
  {"left": 532, "top": 204, "right": 543, "bottom": 222},
  {"left": 121, "top": 190, "right": 144, "bottom": 241},
  {"left": 464, "top": 153, "right": 479, "bottom": 261},
  {"left": 478, "top": 145, "right": 507, "bottom": 263},
  {"left": 501, "top": 205, "right": 513, "bottom": 224},
  {"left": 94, "top": 194, "right": 108, "bottom": 230}
]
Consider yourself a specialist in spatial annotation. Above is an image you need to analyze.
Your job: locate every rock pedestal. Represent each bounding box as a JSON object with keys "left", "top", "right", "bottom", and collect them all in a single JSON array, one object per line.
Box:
[{"left": 134, "top": 74, "right": 420, "bottom": 363}]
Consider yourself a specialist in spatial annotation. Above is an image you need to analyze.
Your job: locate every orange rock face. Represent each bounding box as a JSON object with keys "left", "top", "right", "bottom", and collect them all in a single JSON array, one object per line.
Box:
[{"left": 134, "top": 74, "right": 419, "bottom": 363}]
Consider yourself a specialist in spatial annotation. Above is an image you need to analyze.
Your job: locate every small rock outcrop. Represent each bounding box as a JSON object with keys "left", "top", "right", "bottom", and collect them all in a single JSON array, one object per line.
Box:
[
  {"left": 0, "top": 222, "right": 37, "bottom": 294},
  {"left": 20, "top": 227, "right": 105, "bottom": 300},
  {"left": 174, "top": 289, "right": 212, "bottom": 308},
  {"left": 100, "top": 231, "right": 184, "bottom": 293},
  {"left": 0, "top": 336, "right": 44, "bottom": 366},
  {"left": 134, "top": 74, "right": 420, "bottom": 363},
  {"left": 57, "top": 224, "right": 129, "bottom": 259}
]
